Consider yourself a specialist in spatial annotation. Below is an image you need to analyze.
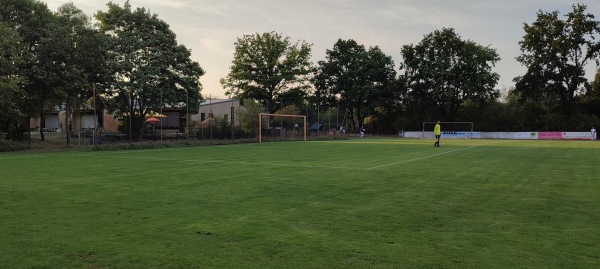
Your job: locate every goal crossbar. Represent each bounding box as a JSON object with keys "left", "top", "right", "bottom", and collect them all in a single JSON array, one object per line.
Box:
[{"left": 258, "top": 113, "right": 307, "bottom": 144}]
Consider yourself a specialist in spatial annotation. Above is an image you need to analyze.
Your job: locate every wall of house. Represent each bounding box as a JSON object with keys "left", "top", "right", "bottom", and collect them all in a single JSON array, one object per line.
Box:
[
  {"left": 193, "top": 99, "right": 241, "bottom": 126},
  {"left": 30, "top": 111, "right": 64, "bottom": 132},
  {"left": 102, "top": 113, "right": 119, "bottom": 132},
  {"left": 30, "top": 110, "right": 119, "bottom": 133},
  {"left": 162, "top": 111, "right": 181, "bottom": 129}
]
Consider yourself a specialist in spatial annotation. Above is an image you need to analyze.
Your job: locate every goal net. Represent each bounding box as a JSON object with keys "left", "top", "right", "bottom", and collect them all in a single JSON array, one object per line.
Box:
[
  {"left": 422, "top": 122, "right": 475, "bottom": 139},
  {"left": 258, "top": 113, "right": 306, "bottom": 144}
]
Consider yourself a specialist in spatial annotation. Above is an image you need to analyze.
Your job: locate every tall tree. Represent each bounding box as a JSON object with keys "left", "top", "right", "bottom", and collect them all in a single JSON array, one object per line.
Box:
[
  {"left": 514, "top": 4, "right": 600, "bottom": 116},
  {"left": 0, "top": 0, "right": 56, "bottom": 141},
  {"left": 220, "top": 31, "right": 313, "bottom": 114},
  {"left": 361, "top": 46, "right": 399, "bottom": 132},
  {"left": 43, "top": 2, "right": 112, "bottom": 144},
  {"left": 0, "top": 22, "right": 25, "bottom": 136},
  {"left": 96, "top": 1, "right": 204, "bottom": 140},
  {"left": 313, "top": 39, "right": 396, "bottom": 129},
  {"left": 401, "top": 28, "right": 500, "bottom": 121}
]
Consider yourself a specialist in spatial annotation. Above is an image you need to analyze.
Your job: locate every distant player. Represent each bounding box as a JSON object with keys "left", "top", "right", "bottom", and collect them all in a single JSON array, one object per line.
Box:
[
  {"left": 592, "top": 126, "right": 597, "bottom": 141},
  {"left": 360, "top": 126, "right": 365, "bottom": 138},
  {"left": 434, "top": 121, "right": 441, "bottom": 147}
]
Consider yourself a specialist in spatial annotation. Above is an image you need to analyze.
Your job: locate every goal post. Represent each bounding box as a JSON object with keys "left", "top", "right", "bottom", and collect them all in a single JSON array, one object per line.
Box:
[
  {"left": 422, "top": 122, "right": 474, "bottom": 139},
  {"left": 258, "top": 113, "right": 307, "bottom": 144}
]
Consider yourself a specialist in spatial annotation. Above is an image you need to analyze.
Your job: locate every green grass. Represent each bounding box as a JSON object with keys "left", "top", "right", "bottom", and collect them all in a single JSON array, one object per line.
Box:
[{"left": 1, "top": 138, "right": 599, "bottom": 269}]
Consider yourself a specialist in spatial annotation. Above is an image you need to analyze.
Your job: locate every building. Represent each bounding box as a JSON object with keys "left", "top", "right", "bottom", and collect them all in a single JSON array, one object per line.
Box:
[
  {"left": 29, "top": 104, "right": 118, "bottom": 133},
  {"left": 193, "top": 99, "right": 241, "bottom": 127},
  {"left": 29, "top": 99, "right": 243, "bottom": 137}
]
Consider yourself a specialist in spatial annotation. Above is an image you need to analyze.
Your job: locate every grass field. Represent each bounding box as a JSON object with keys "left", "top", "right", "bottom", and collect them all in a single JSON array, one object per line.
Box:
[{"left": 1, "top": 138, "right": 599, "bottom": 269}]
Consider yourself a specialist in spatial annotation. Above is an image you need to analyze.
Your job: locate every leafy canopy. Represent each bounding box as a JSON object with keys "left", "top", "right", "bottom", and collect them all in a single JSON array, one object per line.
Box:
[
  {"left": 313, "top": 39, "right": 396, "bottom": 128},
  {"left": 0, "top": 22, "right": 25, "bottom": 133},
  {"left": 221, "top": 31, "right": 313, "bottom": 113},
  {"left": 401, "top": 28, "right": 500, "bottom": 121},
  {"left": 96, "top": 1, "right": 204, "bottom": 138},
  {"left": 515, "top": 4, "right": 600, "bottom": 115}
]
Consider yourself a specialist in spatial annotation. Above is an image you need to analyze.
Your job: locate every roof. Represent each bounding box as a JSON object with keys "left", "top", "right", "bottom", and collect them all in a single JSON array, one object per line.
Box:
[{"left": 200, "top": 99, "right": 238, "bottom": 107}]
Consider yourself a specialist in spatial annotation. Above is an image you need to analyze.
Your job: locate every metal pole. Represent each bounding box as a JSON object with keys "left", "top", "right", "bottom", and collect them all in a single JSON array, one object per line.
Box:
[
  {"left": 129, "top": 91, "right": 132, "bottom": 145},
  {"left": 93, "top": 83, "right": 97, "bottom": 145},
  {"left": 160, "top": 88, "right": 163, "bottom": 141},
  {"left": 231, "top": 99, "right": 234, "bottom": 139},
  {"left": 317, "top": 104, "right": 320, "bottom": 135},
  {"left": 209, "top": 95, "right": 212, "bottom": 140},
  {"left": 186, "top": 89, "right": 189, "bottom": 141},
  {"left": 304, "top": 115, "right": 307, "bottom": 142},
  {"left": 259, "top": 113, "right": 262, "bottom": 144}
]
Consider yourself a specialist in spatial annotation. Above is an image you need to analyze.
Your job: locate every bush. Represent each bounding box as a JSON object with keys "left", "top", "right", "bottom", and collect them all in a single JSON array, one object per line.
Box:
[
  {"left": 569, "top": 113, "right": 600, "bottom": 131},
  {"left": 0, "top": 139, "right": 30, "bottom": 152}
]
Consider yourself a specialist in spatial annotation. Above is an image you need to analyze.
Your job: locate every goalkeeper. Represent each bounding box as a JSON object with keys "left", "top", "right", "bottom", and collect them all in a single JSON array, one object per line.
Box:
[{"left": 434, "top": 121, "right": 441, "bottom": 147}]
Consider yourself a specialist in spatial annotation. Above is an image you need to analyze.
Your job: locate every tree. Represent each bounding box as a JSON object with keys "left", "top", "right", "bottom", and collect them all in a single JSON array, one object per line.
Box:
[
  {"left": 401, "top": 28, "right": 501, "bottom": 121},
  {"left": 221, "top": 31, "right": 313, "bottom": 114},
  {"left": 236, "top": 99, "right": 266, "bottom": 135},
  {"left": 43, "top": 2, "right": 112, "bottom": 145},
  {"left": 581, "top": 69, "right": 600, "bottom": 119},
  {"left": 514, "top": 4, "right": 600, "bottom": 116},
  {"left": 593, "top": 69, "right": 600, "bottom": 95},
  {"left": 313, "top": 39, "right": 396, "bottom": 130},
  {"left": 0, "top": 0, "right": 56, "bottom": 141},
  {"left": 371, "top": 77, "right": 409, "bottom": 133},
  {"left": 96, "top": 1, "right": 204, "bottom": 141},
  {"left": 0, "top": 22, "right": 25, "bottom": 136}
]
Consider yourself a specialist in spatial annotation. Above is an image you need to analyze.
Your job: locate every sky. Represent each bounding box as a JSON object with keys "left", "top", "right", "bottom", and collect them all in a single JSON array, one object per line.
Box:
[{"left": 43, "top": 0, "right": 600, "bottom": 98}]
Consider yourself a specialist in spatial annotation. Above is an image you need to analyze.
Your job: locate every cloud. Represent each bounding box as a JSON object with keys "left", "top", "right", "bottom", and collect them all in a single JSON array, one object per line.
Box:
[
  {"left": 41, "top": 0, "right": 600, "bottom": 97},
  {"left": 130, "top": 0, "right": 190, "bottom": 10}
]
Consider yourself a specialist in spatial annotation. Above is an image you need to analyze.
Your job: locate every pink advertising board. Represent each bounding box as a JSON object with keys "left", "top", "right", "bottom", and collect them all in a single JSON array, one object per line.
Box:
[
  {"left": 537, "top": 132, "right": 563, "bottom": 140},
  {"left": 537, "top": 132, "right": 591, "bottom": 140}
]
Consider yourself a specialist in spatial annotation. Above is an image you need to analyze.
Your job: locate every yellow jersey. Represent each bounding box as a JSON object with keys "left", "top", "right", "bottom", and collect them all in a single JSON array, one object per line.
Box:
[{"left": 434, "top": 123, "right": 441, "bottom": 135}]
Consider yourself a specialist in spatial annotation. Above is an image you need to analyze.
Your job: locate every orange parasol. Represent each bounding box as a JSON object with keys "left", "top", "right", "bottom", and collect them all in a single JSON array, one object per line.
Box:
[{"left": 146, "top": 117, "right": 160, "bottom": 123}]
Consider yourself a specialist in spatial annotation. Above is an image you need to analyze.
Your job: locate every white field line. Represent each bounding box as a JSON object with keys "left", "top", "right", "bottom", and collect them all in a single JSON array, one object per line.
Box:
[
  {"left": 91, "top": 141, "right": 502, "bottom": 171},
  {"left": 367, "top": 141, "right": 507, "bottom": 170},
  {"left": 1, "top": 141, "right": 505, "bottom": 171},
  {"left": 89, "top": 155, "right": 367, "bottom": 170}
]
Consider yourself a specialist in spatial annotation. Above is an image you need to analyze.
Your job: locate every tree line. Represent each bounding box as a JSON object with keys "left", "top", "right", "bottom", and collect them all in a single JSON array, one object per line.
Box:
[
  {"left": 0, "top": 0, "right": 203, "bottom": 143},
  {"left": 222, "top": 4, "right": 600, "bottom": 134},
  {"left": 1, "top": 1, "right": 599, "bottom": 142}
]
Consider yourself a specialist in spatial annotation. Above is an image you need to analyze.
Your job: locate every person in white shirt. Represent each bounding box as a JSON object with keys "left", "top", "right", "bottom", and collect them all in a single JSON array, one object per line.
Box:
[{"left": 592, "top": 127, "right": 597, "bottom": 141}]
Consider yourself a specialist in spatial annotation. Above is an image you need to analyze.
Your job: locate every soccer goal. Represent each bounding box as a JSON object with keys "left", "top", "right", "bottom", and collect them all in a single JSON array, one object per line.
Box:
[
  {"left": 258, "top": 113, "right": 307, "bottom": 144},
  {"left": 422, "top": 122, "right": 474, "bottom": 139}
]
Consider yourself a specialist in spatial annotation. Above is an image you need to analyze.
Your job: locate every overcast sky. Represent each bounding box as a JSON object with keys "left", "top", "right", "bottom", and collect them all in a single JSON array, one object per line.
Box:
[{"left": 43, "top": 0, "right": 599, "bottom": 98}]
